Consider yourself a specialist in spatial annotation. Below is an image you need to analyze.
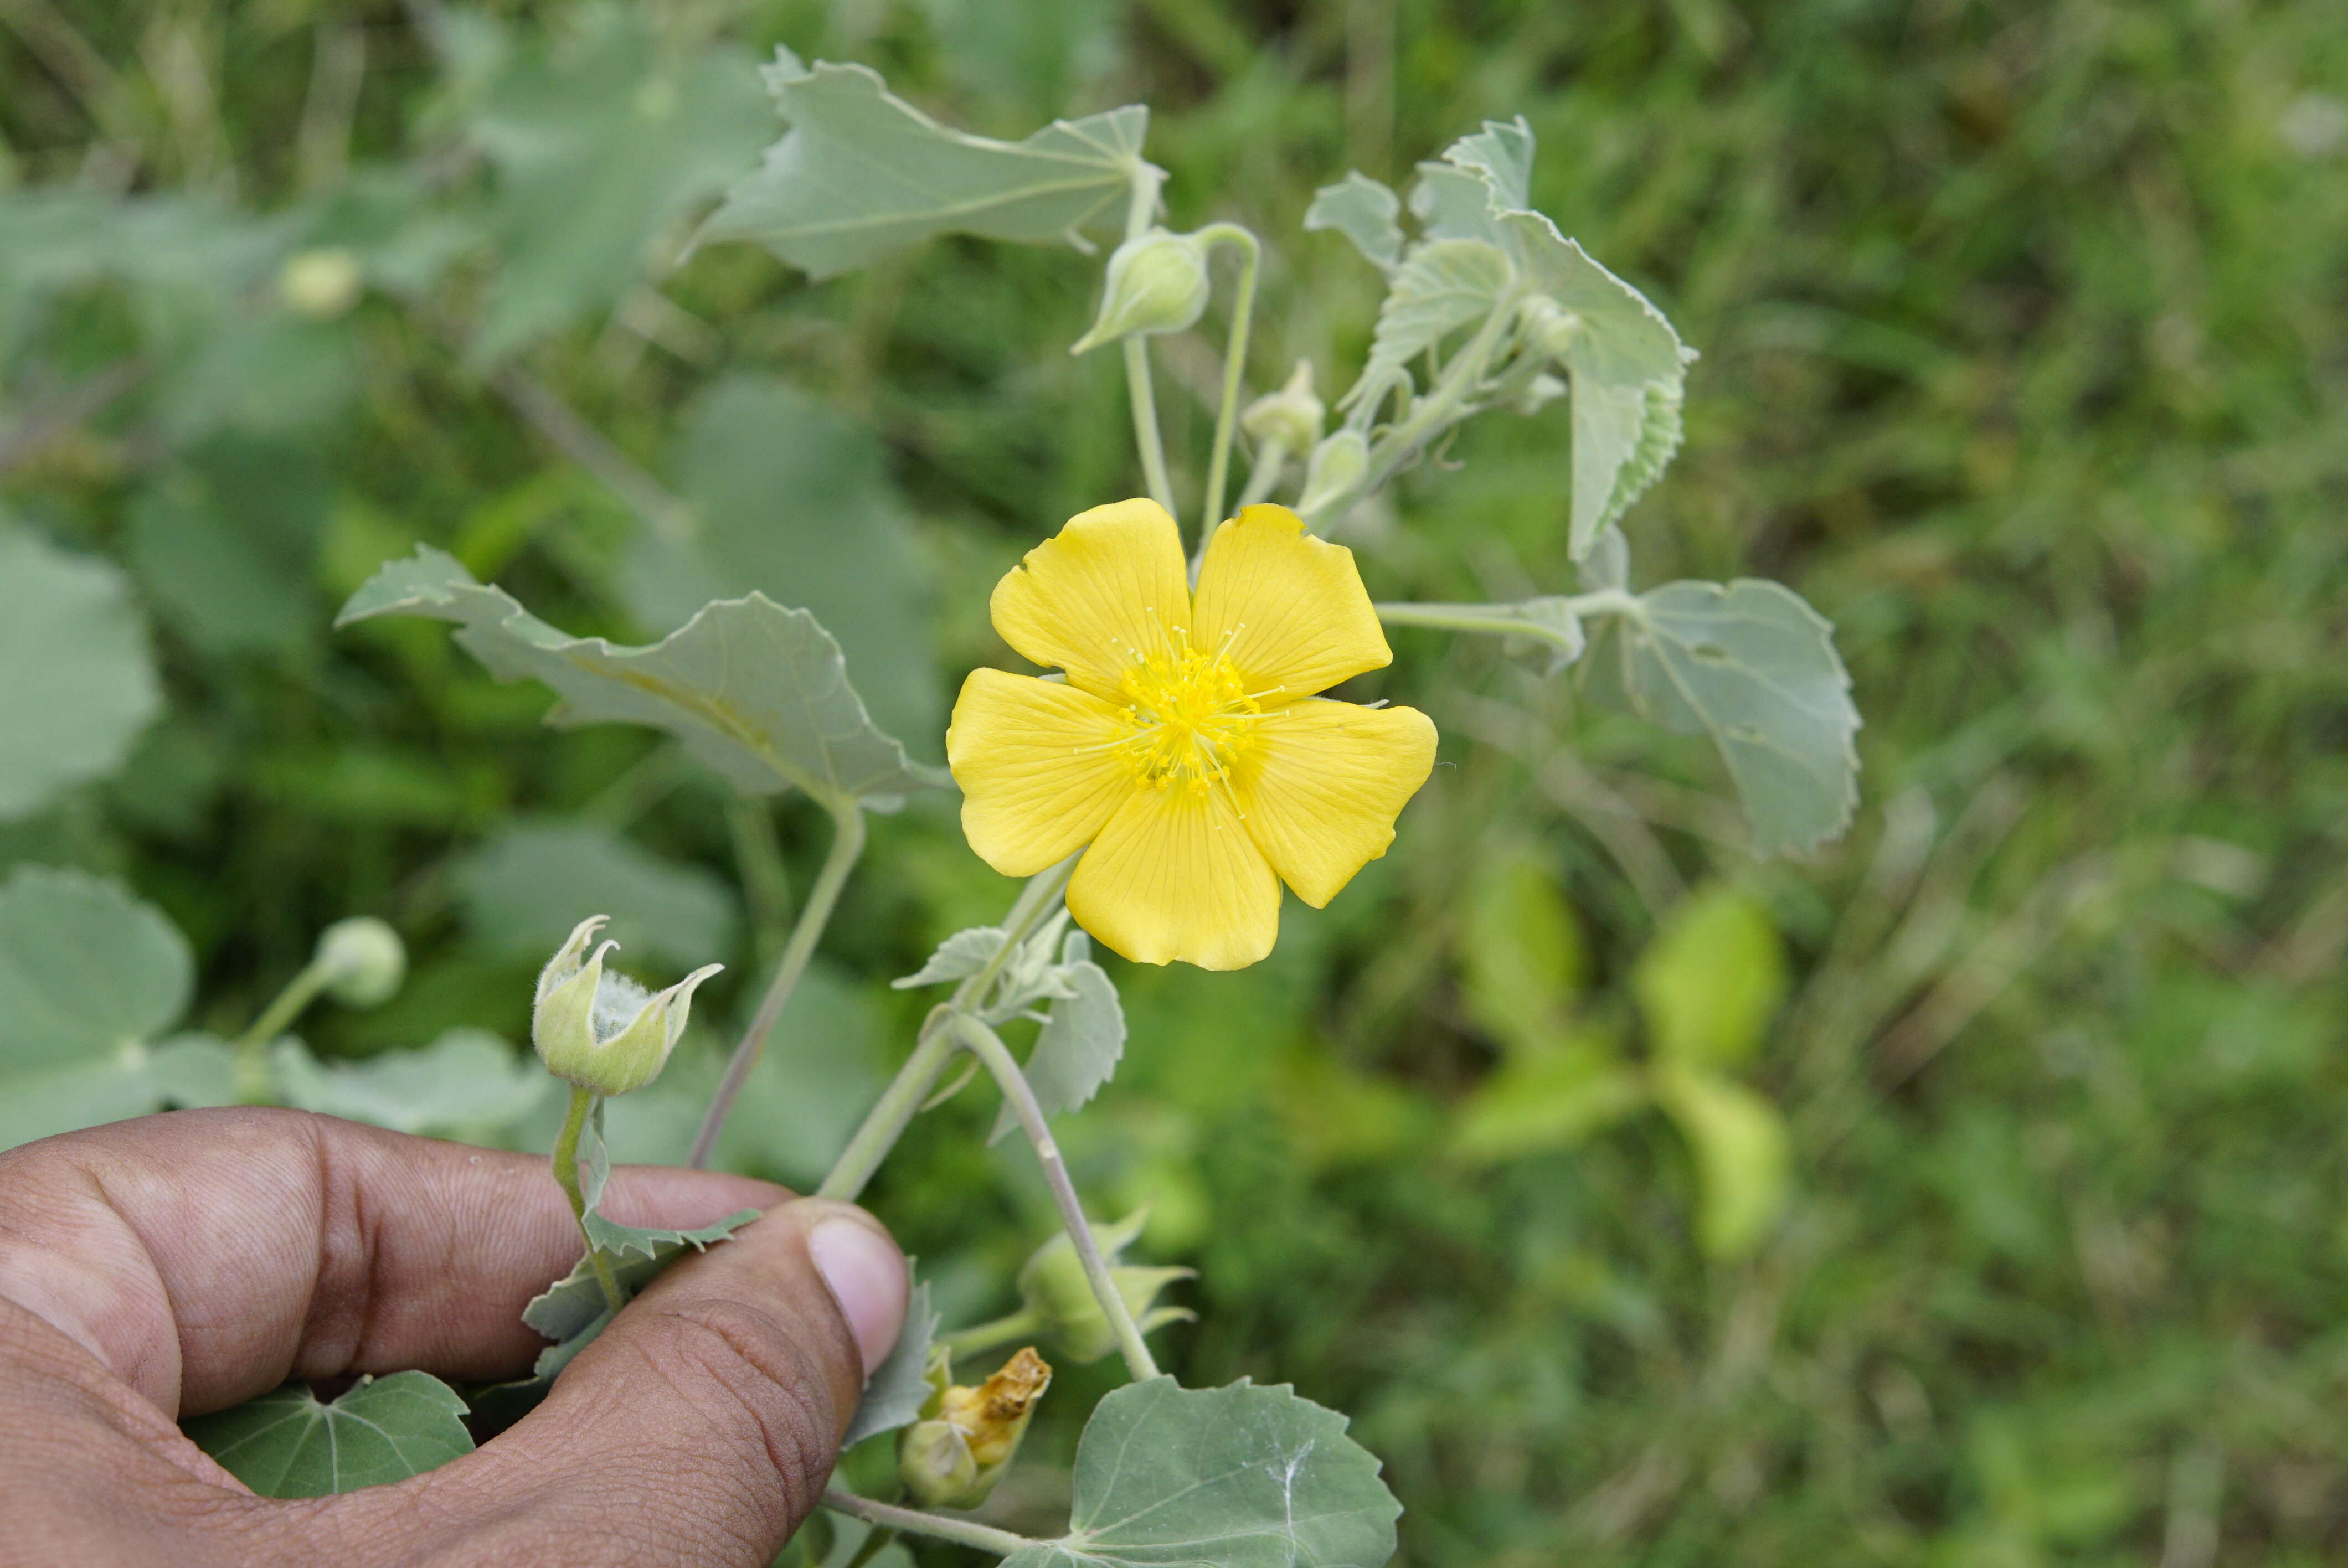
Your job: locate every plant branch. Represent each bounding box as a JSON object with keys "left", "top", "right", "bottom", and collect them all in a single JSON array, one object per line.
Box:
[
  {"left": 821, "top": 1489, "right": 1034, "bottom": 1555},
  {"left": 1374, "top": 590, "right": 1642, "bottom": 653},
  {"left": 552, "top": 1085, "right": 624, "bottom": 1314},
  {"left": 1196, "top": 223, "right": 1261, "bottom": 540},
  {"left": 954, "top": 1014, "right": 1161, "bottom": 1383},
  {"left": 689, "top": 800, "right": 866, "bottom": 1168}
]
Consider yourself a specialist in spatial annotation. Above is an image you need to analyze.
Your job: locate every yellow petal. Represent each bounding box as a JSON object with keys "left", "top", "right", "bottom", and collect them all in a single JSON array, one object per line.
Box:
[
  {"left": 1067, "top": 781, "right": 1280, "bottom": 970},
  {"left": 1232, "top": 698, "right": 1438, "bottom": 907},
  {"left": 990, "top": 499, "right": 1192, "bottom": 700},
  {"left": 1190, "top": 503, "right": 1392, "bottom": 703},
  {"left": 947, "top": 669, "right": 1136, "bottom": 878}
]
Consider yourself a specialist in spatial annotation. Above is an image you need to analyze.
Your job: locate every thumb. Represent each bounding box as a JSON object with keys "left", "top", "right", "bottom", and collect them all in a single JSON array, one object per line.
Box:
[{"left": 411, "top": 1199, "right": 906, "bottom": 1568}]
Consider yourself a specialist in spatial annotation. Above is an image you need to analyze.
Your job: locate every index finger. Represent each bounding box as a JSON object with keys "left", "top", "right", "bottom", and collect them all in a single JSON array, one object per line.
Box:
[{"left": 0, "top": 1107, "right": 785, "bottom": 1417}]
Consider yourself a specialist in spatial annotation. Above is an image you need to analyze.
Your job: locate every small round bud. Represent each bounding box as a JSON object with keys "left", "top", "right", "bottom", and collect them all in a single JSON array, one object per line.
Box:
[
  {"left": 1070, "top": 229, "right": 1209, "bottom": 355},
  {"left": 279, "top": 247, "right": 363, "bottom": 321},
  {"left": 1240, "top": 360, "right": 1325, "bottom": 455},
  {"left": 531, "top": 914, "right": 721, "bottom": 1096},
  {"left": 1519, "top": 295, "right": 1584, "bottom": 362},
  {"left": 313, "top": 917, "right": 405, "bottom": 1008},
  {"left": 1295, "top": 430, "right": 1369, "bottom": 519}
]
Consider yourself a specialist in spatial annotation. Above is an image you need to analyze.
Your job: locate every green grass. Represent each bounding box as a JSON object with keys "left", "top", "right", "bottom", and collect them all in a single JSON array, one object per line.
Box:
[{"left": 5, "top": 1, "right": 2346, "bottom": 1562}]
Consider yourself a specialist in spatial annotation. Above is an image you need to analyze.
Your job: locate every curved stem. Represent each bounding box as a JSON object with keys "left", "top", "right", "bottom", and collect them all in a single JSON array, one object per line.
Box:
[
  {"left": 814, "top": 1016, "right": 962, "bottom": 1203},
  {"left": 690, "top": 799, "right": 866, "bottom": 1168},
  {"left": 810, "top": 854, "right": 1079, "bottom": 1203},
  {"left": 941, "top": 1307, "right": 1044, "bottom": 1363},
  {"left": 821, "top": 1489, "right": 1034, "bottom": 1556},
  {"left": 1195, "top": 223, "right": 1260, "bottom": 541},
  {"left": 552, "top": 1085, "right": 624, "bottom": 1314},
  {"left": 953, "top": 1014, "right": 1161, "bottom": 1383},
  {"left": 232, "top": 959, "right": 330, "bottom": 1101},
  {"left": 1125, "top": 337, "right": 1178, "bottom": 517}
]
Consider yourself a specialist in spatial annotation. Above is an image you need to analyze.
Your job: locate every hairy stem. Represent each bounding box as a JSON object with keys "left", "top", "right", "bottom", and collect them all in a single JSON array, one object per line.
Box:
[
  {"left": 811, "top": 855, "right": 1079, "bottom": 1203},
  {"left": 820, "top": 1489, "right": 1034, "bottom": 1555},
  {"left": 552, "top": 1085, "right": 624, "bottom": 1314},
  {"left": 1307, "top": 297, "right": 1520, "bottom": 529},
  {"left": 955, "top": 1014, "right": 1161, "bottom": 1383},
  {"left": 814, "top": 1017, "right": 962, "bottom": 1203},
  {"left": 1196, "top": 223, "right": 1261, "bottom": 540},
  {"left": 231, "top": 958, "right": 330, "bottom": 1100},
  {"left": 941, "top": 1307, "right": 1045, "bottom": 1363},
  {"left": 690, "top": 800, "right": 867, "bottom": 1168}
]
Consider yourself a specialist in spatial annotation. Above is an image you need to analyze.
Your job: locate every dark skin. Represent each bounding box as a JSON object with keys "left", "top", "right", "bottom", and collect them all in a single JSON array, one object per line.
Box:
[{"left": 0, "top": 1106, "right": 908, "bottom": 1566}]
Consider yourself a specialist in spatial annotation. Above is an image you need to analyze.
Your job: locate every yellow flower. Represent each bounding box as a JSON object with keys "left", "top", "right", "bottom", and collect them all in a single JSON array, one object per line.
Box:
[{"left": 946, "top": 499, "right": 1438, "bottom": 969}]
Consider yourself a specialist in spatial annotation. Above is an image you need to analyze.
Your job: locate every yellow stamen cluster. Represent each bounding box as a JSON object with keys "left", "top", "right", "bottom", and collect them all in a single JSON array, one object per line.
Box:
[{"left": 1106, "top": 628, "right": 1273, "bottom": 795}]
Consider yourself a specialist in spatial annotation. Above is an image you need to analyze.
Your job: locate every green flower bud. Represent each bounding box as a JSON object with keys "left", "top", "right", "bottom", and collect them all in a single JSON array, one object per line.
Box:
[
  {"left": 531, "top": 914, "right": 722, "bottom": 1096},
  {"left": 312, "top": 917, "right": 405, "bottom": 1008},
  {"left": 1070, "top": 229, "right": 1209, "bottom": 355},
  {"left": 1295, "top": 430, "right": 1369, "bottom": 519},
  {"left": 279, "top": 247, "right": 363, "bottom": 321},
  {"left": 1016, "top": 1209, "right": 1194, "bottom": 1365},
  {"left": 1518, "top": 295, "right": 1584, "bottom": 362},
  {"left": 1240, "top": 360, "right": 1325, "bottom": 456},
  {"left": 898, "top": 1347, "right": 1052, "bottom": 1510}
]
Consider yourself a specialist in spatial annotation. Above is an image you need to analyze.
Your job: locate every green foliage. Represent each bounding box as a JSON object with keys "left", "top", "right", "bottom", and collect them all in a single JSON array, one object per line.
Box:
[
  {"left": 338, "top": 548, "right": 948, "bottom": 810},
  {"left": 456, "top": 819, "right": 740, "bottom": 971},
  {"left": 844, "top": 1273, "right": 938, "bottom": 1448},
  {"left": 701, "top": 50, "right": 1150, "bottom": 278},
  {"left": 183, "top": 1373, "right": 475, "bottom": 1498},
  {"left": 1584, "top": 579, "right": 1863, "bottom": 855},
  {"left": 0, "top": 527, "right": 158, "bottom": 819},
  {"left": 1000, "top": 1378, "right": 1399, "bottom": 1568},
  {"left": 271, "top": 1030, "right": 552, "bottom": 1138}
]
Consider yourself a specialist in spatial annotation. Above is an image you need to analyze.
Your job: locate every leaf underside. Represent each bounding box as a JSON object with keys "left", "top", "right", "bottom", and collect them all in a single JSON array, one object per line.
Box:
[
  {"left": 183, "top": 1372, "right": 476, "bottom": 1498},
  {"left": 337, "top": 546, "right": 948, "bottom": 809}
]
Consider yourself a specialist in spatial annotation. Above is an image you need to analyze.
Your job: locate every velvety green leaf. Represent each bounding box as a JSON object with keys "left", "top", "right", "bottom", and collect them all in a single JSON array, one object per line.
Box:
[
  {"left": 1003, "top": 1378, "right": 1401, "bottom": 1568},
  {"left": 183, "top": 1372, "right": 475, "bottom": 1497},
  {"left": 455, "top": 818, "right": 740, "bottom": 972},
  {"left": 625, "top": 376, "right": 940, "bottom": 754},
  {"left": 147, "top": 1033, "right": 240, "bottom": 1108},
  {"left": 1501, "top": 216, "right": 1693, "bottom": 558},
  {"left": 1654, "top": 1066, "right": 1791, "bottom": 1258},
  {"left": 1583, "top": 579, "right": 1861, "bottom": 854},
  {"left": 271, "top": 1029, "right": 553, "bottom": 1136},
  {"left": 1451, "top": 1035, "right": 1646, "bottom": 1162},
  {"left": 0, "top": 866, "right": 189, "bottom": 1072},
  {"left": 1440, "top": 117, "right": 1536, "bottom": 210},
  {"left": 1304, "top": 171, "right": 1404, "bottom": 270},
  {"left": 0, "top": 526, "right": 161, "bottom": 819},
  {"left": 992, "top": 930, "right": 1125, "bottom": 1141},
  {"left": 1634, "top": 886, "right": 1788, "bottom": 1070},
  {"left": 336, "top": 547, "right": 950, "bottom": 809},
  {"left": 843, "top": 1273, "right": 937, "bottom": 1447},
  {"left": 1353, "top": 238, "right": 1513, "bottom": 403},
  {"left": 467, "top": 10, "right": 772, "bottom": 363},
  {"left": 894, "top": 926, "right": 1007, "bottom": 988},
  {"left": 699, "top": 50, "right": 1150, "bottom": 278}
]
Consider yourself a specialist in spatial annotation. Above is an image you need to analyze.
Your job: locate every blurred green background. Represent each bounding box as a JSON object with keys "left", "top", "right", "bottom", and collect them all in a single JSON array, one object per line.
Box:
[{"left": 3, "top": 1, "right": 2345, "bottom": 1562}]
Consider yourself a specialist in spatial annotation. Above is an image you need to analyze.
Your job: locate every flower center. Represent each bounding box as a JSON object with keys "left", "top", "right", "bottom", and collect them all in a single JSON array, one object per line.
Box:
[{"left": 1111, "top": 631, "right": 1272, "bottom": 794}]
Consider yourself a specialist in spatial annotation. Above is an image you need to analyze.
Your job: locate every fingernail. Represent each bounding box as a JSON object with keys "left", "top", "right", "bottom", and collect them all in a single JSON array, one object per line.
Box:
[{"left": 808, "top": 1213, "right": 907, "bottom": 1376}]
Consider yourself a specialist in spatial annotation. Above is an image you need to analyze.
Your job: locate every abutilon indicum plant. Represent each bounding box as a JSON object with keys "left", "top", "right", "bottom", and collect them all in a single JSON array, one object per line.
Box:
[{"left": 0, "top": 39, "right": 1860, "bottom": 1568}]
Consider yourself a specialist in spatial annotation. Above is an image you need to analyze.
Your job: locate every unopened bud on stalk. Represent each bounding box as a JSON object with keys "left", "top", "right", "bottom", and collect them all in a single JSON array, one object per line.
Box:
[
  {"left": 1518, "top": 295, "right": 1585, "bottom": 362},
  {"left": 899, "top": 1347, "right": 1052, "bottom": 1510},
  {"left": 532, "top": 914, "right": 721, "bottom": 1096},
  {"left": 1070, "top": 229, "right": 1209, "bottom": 354},
  {"left": 313, "top": 917, "right": 405, "bottom": 1008},
  {"left": 1240, "top": 360, "right": 1325, "bottom": 455},
  {"left": 279, "top": 247, "right": 363, "bottom": 321},
  {"left": 1016, "top": 1209, "right": 1194, "bottom": 1365},
  {"left": 1295, "top": 430, "right": 1369, "bottom": 519}
]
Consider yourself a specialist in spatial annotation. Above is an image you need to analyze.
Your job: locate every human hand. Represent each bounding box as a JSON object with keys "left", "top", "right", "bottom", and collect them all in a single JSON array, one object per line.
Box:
[{"left": 0, "top": 1107, "right": 907, "bottom": 1566}]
